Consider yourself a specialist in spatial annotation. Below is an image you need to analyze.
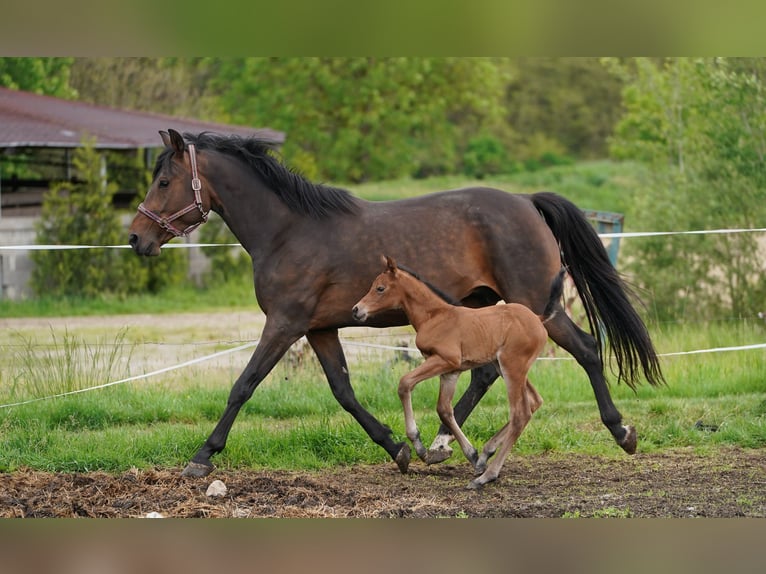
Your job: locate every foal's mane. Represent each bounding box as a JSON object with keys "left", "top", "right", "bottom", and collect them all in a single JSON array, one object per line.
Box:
[
  {"left": 396, "top": 263, "right": 462, "bottom": 306},
  {"left": 157, "top": 132, "right": 361, "bottom": 219}
]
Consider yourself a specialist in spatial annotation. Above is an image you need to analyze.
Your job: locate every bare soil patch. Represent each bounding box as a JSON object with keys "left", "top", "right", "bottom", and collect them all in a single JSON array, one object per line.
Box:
[{"left": 2, "top": 447, "right": 764, "bottom": 518}]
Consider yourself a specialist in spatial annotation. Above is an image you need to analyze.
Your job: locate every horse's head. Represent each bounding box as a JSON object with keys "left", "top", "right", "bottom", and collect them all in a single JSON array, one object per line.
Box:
[
  {"left": 352, "top": 255, "right": 404, "bottom": 322},
  {"left": 128, "top": 128, "right": 213, "bottom": 256}
]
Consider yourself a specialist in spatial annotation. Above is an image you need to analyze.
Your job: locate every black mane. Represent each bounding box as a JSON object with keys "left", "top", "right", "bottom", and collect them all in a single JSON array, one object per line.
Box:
[
  {"left": 157, "top": 132, "right": 360, "bottom": 219},
  {"left": 397, "top": 263, "right": 462, "bottom": 306}
]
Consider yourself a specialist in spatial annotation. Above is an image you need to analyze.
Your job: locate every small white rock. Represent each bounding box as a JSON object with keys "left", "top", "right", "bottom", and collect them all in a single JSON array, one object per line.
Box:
[
  {"left": 206, "top": 479, "right": 228, "bottom": 497},
  {"left": 145, "top": 512, "right": 164, "bottom": 518}
]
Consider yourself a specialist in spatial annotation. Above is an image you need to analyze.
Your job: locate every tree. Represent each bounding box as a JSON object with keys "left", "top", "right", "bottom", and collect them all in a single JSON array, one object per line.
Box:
[
  {"left": 212, "top": 58, "right": 510, "bottom": 182},
  {"left": 31, "top": 139, "right": 186, "bottom": 298},
  {"left": 504, "top": 58, "right": 625, "bottom": 160},
  {"left": 68, "top": 58, "right": 224, "bottom": 120},
  {"left": 609, "top": 58, "right": 766, "bottom": 320},
  {"left": 0, "top": 57, "right": 75, "bottom": 98}
]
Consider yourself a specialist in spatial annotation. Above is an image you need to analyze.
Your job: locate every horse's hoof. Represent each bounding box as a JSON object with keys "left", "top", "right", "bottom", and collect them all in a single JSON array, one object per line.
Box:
[
  {"left": 428, "top": 434, "right": 454, "bottom": 459},
  {"left": 395, "top": 443, "right": 411, "bottom": 474},
  {"left": 181, "top": 461, "right": 215, "bottom": 478},
  {"left": 424, "top": 448, "right": 452, "bottom": 465},
  {"left": 466, "top": 479, "right": 484, "bottom": 491},
  {"left": 619, "top": 425, "right": 637, "bottom": 455}
]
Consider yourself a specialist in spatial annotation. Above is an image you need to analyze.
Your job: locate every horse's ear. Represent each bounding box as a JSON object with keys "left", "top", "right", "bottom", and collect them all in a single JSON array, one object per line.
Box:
[
  {"left": 159, "top": 130, "right": 171, "bottom": 147},
  {"left": 384, "top": 255, "right": 397, "bottom": 274},
  {"left": 167, "top": 129, "right": 186, "bottom": 156}
]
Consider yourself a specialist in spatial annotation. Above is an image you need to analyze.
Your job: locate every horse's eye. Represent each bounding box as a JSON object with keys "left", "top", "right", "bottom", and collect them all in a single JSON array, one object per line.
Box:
[
  {"left": 158, "top": 179, "right": 169, "bottom": 189},
  {"left": 376, "top": 285, "right": 385, "bottom": 293}
]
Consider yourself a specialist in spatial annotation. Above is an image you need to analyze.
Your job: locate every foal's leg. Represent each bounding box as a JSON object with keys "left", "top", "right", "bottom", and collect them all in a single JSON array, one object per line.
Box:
[
  {"left": 474, "top": 378, "right": 542, "bottom": 475},
  {"left": 433, "top": 372, "right": 478, "bottom": 468},
  {"left": 428, "top": 363, "right": 499, "bottom": 462},
  {"left": 398, "top": 356, "right": 453, "bottom": 464},
  {"left": 469, "top": 357, "right": 536, "bottom": 490},
  {"left": 526, "top": 380, "right": 543, "bottom": 414}
]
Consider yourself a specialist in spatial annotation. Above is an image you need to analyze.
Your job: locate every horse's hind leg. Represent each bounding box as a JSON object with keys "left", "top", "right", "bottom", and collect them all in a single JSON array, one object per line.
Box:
[
  {"left": 307, "top": 330, "right": 412, "bottom": 473},
  {"left": 474, "top": 379, "right": 542, "bottom": 475},
  {"left": 428, "top": 363, "right": 498, "bottom": 462},
  {"left": 526, "top": 380, "right": 543, "bottom": 414},
  {"left": 433, "top": 372, "right": 478, "bottom": 468},
  {"left": 545, "top": 310, "right": 637, "bottom": 453}
]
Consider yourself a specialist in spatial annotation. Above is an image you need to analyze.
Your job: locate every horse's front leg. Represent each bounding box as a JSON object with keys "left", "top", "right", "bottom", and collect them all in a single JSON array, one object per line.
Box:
[
  {"left": 306, "top": 329, "right": 411, "bottom": 473},
  {"left": 428, "top": 363, "right": 499, "bottom": 462},
  {"left": 182, "top": 318, "right": 304, "bottom": 478}
]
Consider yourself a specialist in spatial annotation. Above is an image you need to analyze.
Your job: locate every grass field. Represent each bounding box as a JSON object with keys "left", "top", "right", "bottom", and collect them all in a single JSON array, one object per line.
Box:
[{"left": 0, "top": 314, "right": 763, "bottom": 473}]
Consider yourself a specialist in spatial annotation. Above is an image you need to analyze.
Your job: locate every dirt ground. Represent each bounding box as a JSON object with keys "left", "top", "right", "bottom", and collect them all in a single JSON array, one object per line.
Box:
[{"left": 1, "top": 447, "right": 764, "bottom": 518}]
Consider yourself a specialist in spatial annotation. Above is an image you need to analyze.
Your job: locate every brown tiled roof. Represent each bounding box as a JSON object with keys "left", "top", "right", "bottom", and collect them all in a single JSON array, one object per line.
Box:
[{"left": 0, "top": 87, "right": 285, "bottom": 149}]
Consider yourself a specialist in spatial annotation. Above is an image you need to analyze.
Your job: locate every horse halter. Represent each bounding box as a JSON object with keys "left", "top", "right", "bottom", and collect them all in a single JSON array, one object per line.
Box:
[{"left": 137, "top": 144, "right": 209, "bottom": 237}]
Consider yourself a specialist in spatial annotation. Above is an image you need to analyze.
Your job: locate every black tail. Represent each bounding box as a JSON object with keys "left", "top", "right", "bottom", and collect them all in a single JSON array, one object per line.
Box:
[
  {"left": 531, "top": 191, "right": 664, "bottom": 389},
  {"left": 542, "top": 268, "right": 566, "bottom": 321}
]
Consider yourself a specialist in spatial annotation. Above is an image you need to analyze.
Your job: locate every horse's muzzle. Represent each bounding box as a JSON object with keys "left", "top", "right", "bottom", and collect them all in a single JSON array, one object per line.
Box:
[
  {"left": 128, "top": 233, "right": 160, "bottom": 256},
  {"left": 351, "top": 305, "right": 368, "bottom": 322}
]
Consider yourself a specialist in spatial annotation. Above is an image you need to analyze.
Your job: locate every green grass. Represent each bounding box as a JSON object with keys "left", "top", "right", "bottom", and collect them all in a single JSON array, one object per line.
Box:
[
  {"left": 0, "top": 319, "right": 763, "bottom": 473},
  {"left": 0, "top": 276, "right": 257, "bottom": 319},
  {"left": 350, "top": 159, "right": 645, "bottom": 217}
]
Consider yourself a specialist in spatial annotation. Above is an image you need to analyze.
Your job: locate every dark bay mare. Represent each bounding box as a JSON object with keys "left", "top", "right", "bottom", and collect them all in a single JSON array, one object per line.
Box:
[{"left": 128, "top": 129, "right": 664, "bottom": 478}]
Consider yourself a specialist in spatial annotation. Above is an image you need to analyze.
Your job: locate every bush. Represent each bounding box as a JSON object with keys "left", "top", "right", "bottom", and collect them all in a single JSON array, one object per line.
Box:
[
  {"left": 31, "top": 139, "right": 187, "bottom": 298},
  {"left": 197, "top": 212, "right": 251, "bottom": 285},
  {"left": 461, "top": 135, "right": 520, "bottom": 178}
]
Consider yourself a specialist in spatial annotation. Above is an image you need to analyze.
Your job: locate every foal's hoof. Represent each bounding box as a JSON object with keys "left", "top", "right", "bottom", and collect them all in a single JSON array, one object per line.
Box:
[
  {"left": 466, "top": 479, "right": 484, "bottom": 491},
  {"left": 181, "top": 461, "right": 215, "bottom": 478},
  {"left": 395, "top": 443, "right": 411, "bottom": 474},
  {"left": 424, "top": 448, "right": 453, "bottom": 465},
  {"left": 619, "top": 425, "right": 637, "bottom": 455}
]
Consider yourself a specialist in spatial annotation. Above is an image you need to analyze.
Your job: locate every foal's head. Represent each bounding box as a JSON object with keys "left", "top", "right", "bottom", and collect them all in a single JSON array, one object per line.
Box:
[{"left": 352, "top": 256, "right": 408, "bottom": 322}]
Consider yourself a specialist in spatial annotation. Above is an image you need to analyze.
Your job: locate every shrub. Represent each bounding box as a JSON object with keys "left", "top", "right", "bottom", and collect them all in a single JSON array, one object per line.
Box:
[{"left": 31, "top": 139, "right": 187, "bottom": 298}]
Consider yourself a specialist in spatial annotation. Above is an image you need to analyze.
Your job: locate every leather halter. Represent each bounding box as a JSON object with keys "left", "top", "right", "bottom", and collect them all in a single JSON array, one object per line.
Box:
[{"left": 137, "top": 144, "right": 208, "bottom": 237}]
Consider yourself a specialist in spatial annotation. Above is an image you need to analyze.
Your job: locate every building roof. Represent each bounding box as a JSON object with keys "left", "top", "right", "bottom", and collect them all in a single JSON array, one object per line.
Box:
[{"left": 0, "top": 86, "right": 285, "bottom": 149}]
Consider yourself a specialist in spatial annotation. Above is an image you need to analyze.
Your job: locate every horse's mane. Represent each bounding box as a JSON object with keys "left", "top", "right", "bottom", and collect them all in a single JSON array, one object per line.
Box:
[
  {"left": 396, "top": 263, "right": 462, "bottom": 306},
  {"left": 157, "top": 132, "right": 360, "bottom": 219}
]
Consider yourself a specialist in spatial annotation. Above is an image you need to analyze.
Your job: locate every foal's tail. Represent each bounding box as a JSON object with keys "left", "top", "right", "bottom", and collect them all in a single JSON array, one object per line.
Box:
[{"left": 531, "top": 191, "right": 665, "bottom": 389}]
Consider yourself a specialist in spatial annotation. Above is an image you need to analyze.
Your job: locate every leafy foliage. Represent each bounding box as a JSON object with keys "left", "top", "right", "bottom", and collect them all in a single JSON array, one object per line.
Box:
[
  {"left": 609, "top": 58, "right": 766, "bottom": 320},
  {"left": 31, "top": 140, "right": 186, "bottom": 297},
  {"left": 212, "top": 58, "right": 512, "bottom": 182},
  {"left": 504, "top": 58, "right": 624, "bottom": 160},
  {"left": 197, "top": 213, "right": 251, "bottom": 285},
  {"left": 0, "top": 57, "right": 75, "bottom": 97}
]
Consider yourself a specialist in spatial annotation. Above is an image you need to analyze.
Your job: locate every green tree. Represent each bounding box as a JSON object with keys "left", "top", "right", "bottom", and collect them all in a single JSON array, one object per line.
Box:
[
  {"left": 0, "top": 57, "right": 75, "bottom": 97},
  {"left": 504, "top": 58, "right": 624, "bottom": 160},
  {"left": 609, "top": 58, "right": 766, "bottom": 320},
  {"left": 69, "top": 58, "right": 224, "bottom": 120},
  {"left": 31, "top": 139, "right": 186, "bottom": 298},
  {"left": 212, "top": 58, "right": 510, "bottom": 182}
]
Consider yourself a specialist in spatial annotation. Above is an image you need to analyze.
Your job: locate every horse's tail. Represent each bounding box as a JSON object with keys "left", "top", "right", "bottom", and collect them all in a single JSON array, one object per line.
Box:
[
  {"left": 541, "top": 268, "right": 566, "bottom": 322},
  {"left": 531, "top": 191, "right": 665, "bottom": 389}
]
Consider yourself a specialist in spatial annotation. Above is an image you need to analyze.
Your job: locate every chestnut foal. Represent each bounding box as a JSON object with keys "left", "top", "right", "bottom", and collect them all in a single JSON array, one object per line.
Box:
[{"left": 353, "top": 256, "right": 564, "bottom": 489}]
